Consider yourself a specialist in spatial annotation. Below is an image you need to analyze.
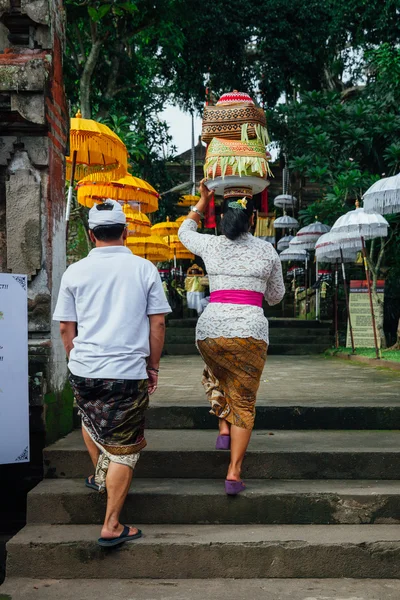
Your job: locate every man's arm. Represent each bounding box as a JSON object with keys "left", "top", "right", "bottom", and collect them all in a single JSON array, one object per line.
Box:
[
  {"left": 147, "top": 314, "right": 166, "bottom": 395},
  {"left": 59, "top": 321, "right": 77, "bottom": 358}
]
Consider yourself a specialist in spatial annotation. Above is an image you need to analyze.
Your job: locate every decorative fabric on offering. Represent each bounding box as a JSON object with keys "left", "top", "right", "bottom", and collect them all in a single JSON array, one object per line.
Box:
[
  {"left": 202, "top": 105, "right": 269, "bottom": 144},
  {"left": 204, "top": 138, "right": 271, "bottom": 180},
  {"left": 197, "top": 337, "right": 267, "bottom": 430},
  {"left": 223, "top": 186, "right": 253, "bottom": 199},
  {"left": 217, "top": 91, "right": 255, "bottom": 105},
  {"left": 69, "top": 374, "right": 149, "bottom": 492}
]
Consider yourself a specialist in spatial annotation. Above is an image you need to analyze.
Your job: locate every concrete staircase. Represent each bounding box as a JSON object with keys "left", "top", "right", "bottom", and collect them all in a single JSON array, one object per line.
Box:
[
  {"left": 6, "top": 373, "right": 400, "bottom": 580},
  {"left": 164, "top": 318, "right": 332, "bottom": 355}
]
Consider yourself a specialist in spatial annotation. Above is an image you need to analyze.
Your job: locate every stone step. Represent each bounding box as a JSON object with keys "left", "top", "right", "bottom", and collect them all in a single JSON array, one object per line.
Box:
[
  {"left": 164, "top": 344, "right": 330, "bottom": 356},
  {"left": 164, "top": 343, "right": 199, "bottom": 355},
  {"left": 3, "top": 578, "right": 400, "bottom": 600},
  {"left": 27, "top": 478, "right": 400, "bottom": 526},
  {"left": 4, "top": 578, "right": 400, "bottom": 600},
  {"left": 44, "top": 429, "right": 400, "bottom": 480},
  {"left": 7, "top": 523, "right": 400, "bottom": 579},
  {"left": 74, "top": 404, "right": 400, "bottom": 431}
]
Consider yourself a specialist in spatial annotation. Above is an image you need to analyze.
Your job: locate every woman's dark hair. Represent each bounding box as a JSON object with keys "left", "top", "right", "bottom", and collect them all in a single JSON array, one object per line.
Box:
[
  {"left": 221, "top": 197, "right": 254, "bottom": 240},
  {"left": 92, "top": 224, "right": 125, "bottom": 241}
]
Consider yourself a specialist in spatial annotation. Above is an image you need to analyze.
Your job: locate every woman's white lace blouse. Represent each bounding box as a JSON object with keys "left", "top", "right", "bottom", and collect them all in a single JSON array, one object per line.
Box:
[{"left": 178, "top": 218, "right": 285, "bottom": 344}]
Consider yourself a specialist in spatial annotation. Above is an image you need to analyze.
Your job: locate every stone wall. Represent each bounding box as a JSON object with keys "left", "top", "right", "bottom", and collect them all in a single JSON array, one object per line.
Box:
[{"left": 0, "top": 0, "right": 72, "bottom": 530}]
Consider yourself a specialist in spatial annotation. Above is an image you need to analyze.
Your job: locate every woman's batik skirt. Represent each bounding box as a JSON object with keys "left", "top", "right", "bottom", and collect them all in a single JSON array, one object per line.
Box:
[
  {"left": 197, "top": 337, "right": 267, "bottom": 430},
  {"left": 69, "top": 374, "right": 149, "bottom": 492}
]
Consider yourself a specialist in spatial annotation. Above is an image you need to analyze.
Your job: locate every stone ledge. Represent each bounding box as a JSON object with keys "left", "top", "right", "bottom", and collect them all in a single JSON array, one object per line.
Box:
[{"left": 329, "top": 351, "right": 400, "bottom": 372}]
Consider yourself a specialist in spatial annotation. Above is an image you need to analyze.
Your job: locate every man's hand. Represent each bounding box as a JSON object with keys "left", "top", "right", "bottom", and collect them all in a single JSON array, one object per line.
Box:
[
  {"left": 147, "top": 368, "right": 159, "bottom": 395},
  {"left": 147, "top": 314, "right": 166, "bottom": 395}
]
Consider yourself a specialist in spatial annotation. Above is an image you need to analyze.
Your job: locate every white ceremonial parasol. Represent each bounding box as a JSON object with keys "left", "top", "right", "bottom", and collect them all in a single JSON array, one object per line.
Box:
[
  {"left": 315, "top": 231, "right": 360, "bottom": 262},
  {"left": 279, "top": 247, "right": 308, "bottom": 262},
  {"left": 274, "top": 215, "right": 300, "bottom": 230},
  {"left": 331, "top": 207, "right": 388, "bottom": 245},
  {"left": 277, "top": 235, "right": 294, "bottom": 252},
  {"left": 290, "top": 221, "right": 331, "bottom": 250},
  {"left": 363, "top": 173, "right": 400, "bottom": 215},
  {"left": 280, "top": 247, "right": 309, "bottom": 318},
  {"left": 289, "top": 221, "right": 331, "bottom": 320},
  {"left": 274, "top": 194, "right": 297, "bottom": 209},
  {"left": 315, "top": 231, "right": 359, "bottom": 351},
  {"left": 331, "top": 203, "right": 390, "bottom": 358}
]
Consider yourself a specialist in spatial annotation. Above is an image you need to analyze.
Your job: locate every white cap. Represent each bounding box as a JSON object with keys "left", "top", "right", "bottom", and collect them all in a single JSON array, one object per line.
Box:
[{"left": 88, "top": 199, "right": 127, "bottom": 229}]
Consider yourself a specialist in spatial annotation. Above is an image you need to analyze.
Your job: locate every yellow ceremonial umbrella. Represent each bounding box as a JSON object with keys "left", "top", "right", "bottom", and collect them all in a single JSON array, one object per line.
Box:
[
  {"left": 126, "top": 212, "right": 151, "bottom": 237},
  {"left": 126, "top": 235, "right": 170, "bottom": 261},
  {"left": 66, "top": 111, "right": 128, "bottom": 233},
  {"left": 164, "top": 235, "right": 195, "bottom": 265},
  {"left": 165, "top": 234, "right": 183, "bottom": 250},
  {"left": 174, "top": 249, "right": 195, "bottom": 260},
  {"left": 176, "top": 215, "right": 200, "bottom": 228},
  {"left": 67, "top": 112, "right": 128, "bottom": 181},
  {"left": 151, "top": 217, "right": 180, "bottom": 237},
  {"left": 77, "top": 173, "right": 159, "bottom": 214},
  {"left": 178, "top": 194, "right": 199, "bottom": 207}
]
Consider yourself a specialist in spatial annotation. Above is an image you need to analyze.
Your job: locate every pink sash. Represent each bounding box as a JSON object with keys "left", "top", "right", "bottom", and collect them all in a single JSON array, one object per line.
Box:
[{"left": 209, "top": 290, "right": 263, "bottom": 307}]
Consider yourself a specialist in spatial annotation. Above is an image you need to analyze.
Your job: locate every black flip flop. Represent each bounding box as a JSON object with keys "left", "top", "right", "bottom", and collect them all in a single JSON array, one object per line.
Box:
[
  {"left": 85, "top": 475, "right": 100, "bottom": 492},
  {"left": 98, "top": 525, "right": 143, "bottom": 548}
]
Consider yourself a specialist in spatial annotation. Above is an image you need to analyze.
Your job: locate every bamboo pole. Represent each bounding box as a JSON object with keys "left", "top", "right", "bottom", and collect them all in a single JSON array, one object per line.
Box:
[
  {"left": 340, "top": 248, "right": 355, "bottom": 354},
  {"left": 65, "top": 150, "right": 77, "bottom": 240},
  {"left": 360, "top": 236, "right": 380, "bottom": 359},
  {"left": 334, "top": 260, "right": 339, "bottom": 349}
]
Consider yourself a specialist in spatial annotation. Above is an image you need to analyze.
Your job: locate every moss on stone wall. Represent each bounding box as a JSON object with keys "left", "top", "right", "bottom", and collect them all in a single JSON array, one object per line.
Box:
[{"left": 44, "top": 380, "right": 74, "bottom": 444}]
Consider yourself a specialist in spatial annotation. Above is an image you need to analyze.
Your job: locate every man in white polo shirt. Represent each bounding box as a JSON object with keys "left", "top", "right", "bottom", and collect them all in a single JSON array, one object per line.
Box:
[{"left": 53, "top": 200, "right": 171, "bottom": 547}]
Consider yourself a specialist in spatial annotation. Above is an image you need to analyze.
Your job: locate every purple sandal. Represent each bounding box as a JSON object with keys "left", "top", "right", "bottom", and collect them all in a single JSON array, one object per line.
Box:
[
  {"left": 216, "top": 434, "right": 231, "bottom": 450},
  {"left": 225, "top": 480, "right": 246, "bottom": 496}
]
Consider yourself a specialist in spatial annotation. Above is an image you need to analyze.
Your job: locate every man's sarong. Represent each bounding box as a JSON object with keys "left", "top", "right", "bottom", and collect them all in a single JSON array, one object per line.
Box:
[
  {"left": 69, "top": 374, "right": 149, "bottom": 492},
  {"left": 197, "top": 337, "right": 267, "bottom": 430}
]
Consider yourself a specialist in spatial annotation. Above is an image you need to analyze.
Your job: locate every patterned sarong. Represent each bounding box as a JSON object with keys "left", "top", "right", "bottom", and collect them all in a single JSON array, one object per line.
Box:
[
  {"left": 197, "top": 337, "right": 267, "bottom": 430},
  {"left": 69, "top": 374, "right": 149, "bottom": 492}
]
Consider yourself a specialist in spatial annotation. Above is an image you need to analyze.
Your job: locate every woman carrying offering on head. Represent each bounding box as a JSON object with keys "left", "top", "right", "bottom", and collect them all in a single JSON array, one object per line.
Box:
[{"left": 178, "top": 180, "right": 285, "bottom": 495}]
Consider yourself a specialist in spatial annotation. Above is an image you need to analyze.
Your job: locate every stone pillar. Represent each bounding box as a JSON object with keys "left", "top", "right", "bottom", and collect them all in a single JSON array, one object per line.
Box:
[{"left": 0, "top": 0, "right": 72, "bottom": 452}]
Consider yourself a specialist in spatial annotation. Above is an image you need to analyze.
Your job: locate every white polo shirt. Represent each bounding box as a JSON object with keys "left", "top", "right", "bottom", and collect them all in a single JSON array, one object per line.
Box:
[{"left": 53, "top": 246, "right": 171, "bottom": 380}]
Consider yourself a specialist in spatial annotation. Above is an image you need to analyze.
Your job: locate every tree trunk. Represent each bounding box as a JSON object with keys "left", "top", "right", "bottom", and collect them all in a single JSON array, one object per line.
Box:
[
  {"left": 389, "top": 317, "right": 400, "bottom": 350},
  {"left": 371, "top": 283, "right": 386, "bottom": 349},
  {"left": 96, "top": 45, "right": 122, "bottom": 120},
  {"left": 80, "top": 38, "right": 103, "bottom": 119}
]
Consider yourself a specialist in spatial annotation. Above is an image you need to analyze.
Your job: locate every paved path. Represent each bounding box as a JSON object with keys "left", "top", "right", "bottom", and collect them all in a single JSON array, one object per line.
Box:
[
  {"left": 154, "top": 355, "right": 400, "bottom": 406},
  {"left": 3, "top": 578, "right": 400, "bottom": 599}
]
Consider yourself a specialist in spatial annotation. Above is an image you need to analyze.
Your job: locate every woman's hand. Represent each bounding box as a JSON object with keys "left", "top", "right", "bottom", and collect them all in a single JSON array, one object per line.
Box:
[{"left": 199, "top": 179, "right": 214, "bottom": 206}]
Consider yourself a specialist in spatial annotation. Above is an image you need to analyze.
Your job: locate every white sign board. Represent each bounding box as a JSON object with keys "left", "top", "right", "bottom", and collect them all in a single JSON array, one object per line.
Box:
[
  {"left": 346, "top": 280, "right": 385, "bottom": 349},
  {"left": 0, "top": 274, "right": 30, "bottom": 464}
]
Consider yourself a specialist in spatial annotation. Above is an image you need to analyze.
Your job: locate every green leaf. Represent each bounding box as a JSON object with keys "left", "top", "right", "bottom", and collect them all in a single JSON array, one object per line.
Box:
[
  {"left": 118, "top": 2, "right": 138, "bottom": 14},
  {"left": 87, "top": 6, "right": 99, "bottom": 21},
  {"left": 97, "top": 4, "right": 111, "bottom": 19}
]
